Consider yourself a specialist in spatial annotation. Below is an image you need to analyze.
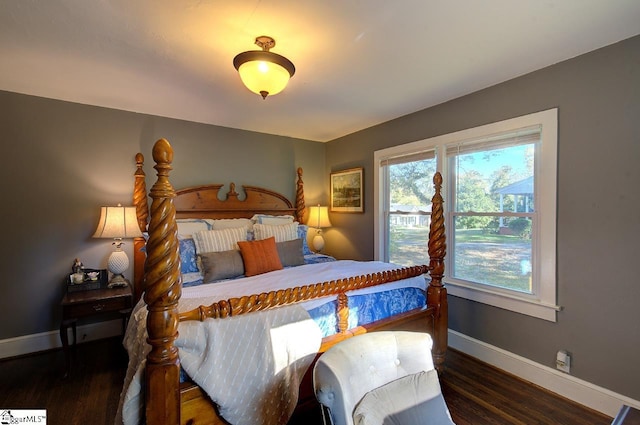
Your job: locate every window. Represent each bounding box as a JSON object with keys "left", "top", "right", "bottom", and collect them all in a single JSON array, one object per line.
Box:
[
  {"left": 374, "top": 109, "right": 559, "bottom": 321},
  {"left": 379, "top": 151, "right": 437, "bottom": 266}
]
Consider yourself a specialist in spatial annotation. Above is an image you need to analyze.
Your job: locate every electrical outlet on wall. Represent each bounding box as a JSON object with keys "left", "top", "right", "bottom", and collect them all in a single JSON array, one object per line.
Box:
[{"left": 556, "top": 350, "right": 571, "bottom": 373}]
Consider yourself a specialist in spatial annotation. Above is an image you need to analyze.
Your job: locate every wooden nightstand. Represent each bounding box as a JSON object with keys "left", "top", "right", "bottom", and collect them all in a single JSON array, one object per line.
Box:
[{"left": 60, "top": 285, "right": 133, "bottom": 376}]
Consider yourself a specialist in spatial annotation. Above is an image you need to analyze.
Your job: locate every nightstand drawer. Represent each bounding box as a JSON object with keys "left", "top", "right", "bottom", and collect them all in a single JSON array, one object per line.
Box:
[{"left": 63, "top": 296, "right": 129, "bottom": 318}]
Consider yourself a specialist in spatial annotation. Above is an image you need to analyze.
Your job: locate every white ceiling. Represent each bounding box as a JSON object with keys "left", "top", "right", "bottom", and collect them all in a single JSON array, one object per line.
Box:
[{"left": 2, "top": 1, "right": 639, "bottom": 142}]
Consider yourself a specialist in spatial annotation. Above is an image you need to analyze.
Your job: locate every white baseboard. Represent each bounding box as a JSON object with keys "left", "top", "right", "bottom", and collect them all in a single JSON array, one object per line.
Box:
[
  {"left": 0, "top": 319, "right": 123, "bottom": 360},
  {"left": 448, "top": 329, "right": 640, "bottom": 418}
]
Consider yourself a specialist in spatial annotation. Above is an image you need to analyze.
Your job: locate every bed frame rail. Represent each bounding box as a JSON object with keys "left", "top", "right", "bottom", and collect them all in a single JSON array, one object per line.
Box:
[{"left": 178, "top": 265, "right": 428, "bottom": 329}]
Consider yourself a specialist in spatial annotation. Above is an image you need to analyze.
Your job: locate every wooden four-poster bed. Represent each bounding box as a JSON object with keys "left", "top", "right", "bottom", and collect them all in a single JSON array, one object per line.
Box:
[{"left": 123, "top": 138, "right": 448, "bottom": 425}]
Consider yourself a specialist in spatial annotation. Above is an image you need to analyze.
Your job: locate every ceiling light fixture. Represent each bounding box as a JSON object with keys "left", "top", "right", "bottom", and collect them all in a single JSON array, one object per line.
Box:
[{"left": 233, "top": 35, "right": 295, "bottom": 100}]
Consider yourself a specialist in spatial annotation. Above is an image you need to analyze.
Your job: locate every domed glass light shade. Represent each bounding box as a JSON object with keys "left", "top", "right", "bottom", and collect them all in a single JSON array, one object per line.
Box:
[{"left": 233, "top": 36, "right": 295, "bottom": 99}]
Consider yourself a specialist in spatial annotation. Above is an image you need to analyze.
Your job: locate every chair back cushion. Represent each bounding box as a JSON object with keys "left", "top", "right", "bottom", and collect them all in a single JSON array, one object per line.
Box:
[
  {"left": 353, "top": 370, "right": 454, "bottom": 425},
  {"left": 313, "top": 331, "right": 434, "bottom": 425}
]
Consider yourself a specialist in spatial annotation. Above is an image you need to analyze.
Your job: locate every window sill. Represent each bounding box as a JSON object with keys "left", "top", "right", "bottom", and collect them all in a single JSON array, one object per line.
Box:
[{"left": 446, "top": 280, "right": 560, "bottom": 322}]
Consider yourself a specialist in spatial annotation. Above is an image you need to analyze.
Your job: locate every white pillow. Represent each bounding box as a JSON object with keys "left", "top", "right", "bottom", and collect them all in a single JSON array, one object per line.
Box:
[
  {"left": 260, "top": 217, "right": 294, "bottom": 225},
  {"left": 254, "top": 222, "right": 298, "bottom": 243},
  {"left": 251, "top": 214, "right": 295, "bottom": 225},
  {"left": 193, "top": 227, "right": 248, "bottom": 254},
  {"left": 208, "top": 218, "right": 253, "bottom": 230},
  {"left": 176, "top": 218, "right": 211, "bottom": 237}
]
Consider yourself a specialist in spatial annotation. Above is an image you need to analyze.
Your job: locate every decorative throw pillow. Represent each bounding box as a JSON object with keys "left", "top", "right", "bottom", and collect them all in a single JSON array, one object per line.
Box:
[
  {"left": 178, "top": 237, "right": 199, "bottom": 274},
  {"left": 193, "top": 227, "right": 248, "bottom": 254},
  {"left": 297, "top": 224, "right": 313, "bottom": 256},
  {"left": 276, "top": 239, "right": 305, "bottom": 267},
  {"left": 237, "top": 237, "right": 283, "bottom": 277},
  {"left": 254, "top": 222, "right": 298, "bottom": 242},
  {"left": 200, "top": 250, "right": 245, "bottom": 283}
]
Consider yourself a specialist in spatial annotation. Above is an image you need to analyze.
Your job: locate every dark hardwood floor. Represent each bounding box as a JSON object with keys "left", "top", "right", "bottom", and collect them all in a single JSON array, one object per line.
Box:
[
  {"left": 440, "top": 349, "right": 611, "bottom": 425},
  {"left": 0, "top": 337, "right": 612, "bottom": 425},
  {"left": 0, "top": 336, "right": 127, "bottom": 425}
]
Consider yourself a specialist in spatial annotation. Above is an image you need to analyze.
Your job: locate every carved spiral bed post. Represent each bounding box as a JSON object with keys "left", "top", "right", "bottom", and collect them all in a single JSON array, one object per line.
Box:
[
  {"left": 144, "top": 139, "right": 182, "bottom": 425},
  {"left": 133, "top": 153, "right": 149, "bottom": 303},
  {"left": 295, "top": 167, "right": 306, "bottom": 223},
  {"left": 427, "top": 171, "right": 448, "bottom": 371}
]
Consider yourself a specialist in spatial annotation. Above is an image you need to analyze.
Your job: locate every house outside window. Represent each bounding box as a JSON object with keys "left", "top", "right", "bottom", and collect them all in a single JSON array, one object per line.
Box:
[{"left": 374, "top": 109, "right": 559, "bottom": 321}]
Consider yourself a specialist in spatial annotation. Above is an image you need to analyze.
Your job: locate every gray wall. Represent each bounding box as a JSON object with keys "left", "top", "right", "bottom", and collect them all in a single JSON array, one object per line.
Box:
[
  {"left": 0, "top": 91, "right": 325, "bottom": 340},
  {"left": 325, "top": 35, "right": 640, "bottom": 400}
]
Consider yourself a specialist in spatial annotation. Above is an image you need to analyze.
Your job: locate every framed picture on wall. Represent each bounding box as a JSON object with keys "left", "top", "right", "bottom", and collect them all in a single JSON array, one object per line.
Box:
[{"left": 330, "top": 167, "right": 364, "bottom": 213}]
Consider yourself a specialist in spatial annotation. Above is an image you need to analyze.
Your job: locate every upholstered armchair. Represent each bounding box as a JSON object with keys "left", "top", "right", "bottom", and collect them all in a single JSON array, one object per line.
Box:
[{"left": 313, "top": 331, "right": 455, "bottom": 425}]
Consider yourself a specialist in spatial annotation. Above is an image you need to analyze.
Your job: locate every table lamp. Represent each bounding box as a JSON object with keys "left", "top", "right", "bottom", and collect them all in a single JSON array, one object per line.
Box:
[
  {"left": 307, "top": 204, "right": 332, "bottom": 252},
  {"left": 92, "top": 204, "right": 143, "bottom": 288}
]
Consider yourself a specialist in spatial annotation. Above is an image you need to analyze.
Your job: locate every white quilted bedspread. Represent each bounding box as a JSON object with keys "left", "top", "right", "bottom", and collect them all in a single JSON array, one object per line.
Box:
[
  {"left": 178, "top": 305, "right": 321, "bottom": 425},
  {"left": 116, "top": 304, "right": 320, "bottom": 425}
]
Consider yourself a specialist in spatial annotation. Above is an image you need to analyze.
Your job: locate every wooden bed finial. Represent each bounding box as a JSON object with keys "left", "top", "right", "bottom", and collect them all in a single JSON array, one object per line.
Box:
[
  {"left": 427, "top": 171, "right": 448, "bottom": 371},
  {"left": 296, "top": 167, "right": 306, "bottom": 223},
  {"left": 144, "top": 138, "right": 181, "bottom": 425},
  {"left": 227, "top": 182, "right": 239, "bottom": 200}
]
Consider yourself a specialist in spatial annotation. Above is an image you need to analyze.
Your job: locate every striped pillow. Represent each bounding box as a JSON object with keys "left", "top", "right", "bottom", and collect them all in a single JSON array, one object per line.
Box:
[
  {"left": 193, "top": 227, "right": 248, "bottom": 254},
  {"left": 254, "top": 222, "right": 299, "bottom": 242}
]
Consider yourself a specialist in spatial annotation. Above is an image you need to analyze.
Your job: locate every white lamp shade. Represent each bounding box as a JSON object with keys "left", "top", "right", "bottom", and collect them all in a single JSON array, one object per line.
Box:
[
  {"left": 93, "top": 205, "right": 142, "bottom": 239},
  {"left": 307, "top": 205, "right": 332, "bottom": 229}
]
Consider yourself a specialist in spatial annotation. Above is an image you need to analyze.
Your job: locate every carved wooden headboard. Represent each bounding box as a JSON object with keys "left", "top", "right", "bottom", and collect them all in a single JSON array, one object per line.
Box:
[{"left": 173, "top": 183, "right": 297, "bottom": 220}]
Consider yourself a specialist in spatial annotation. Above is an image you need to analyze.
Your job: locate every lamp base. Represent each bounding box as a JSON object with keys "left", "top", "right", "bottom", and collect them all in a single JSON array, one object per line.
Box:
[
  {"left": 107, "top": 249, "right": 130, "bottom": 288},
  {"left": 312, "top": 232, "right": 325, "bottom": 253},
  {"left": 107, "top": 274, "right": 129, "bottom": 288}
]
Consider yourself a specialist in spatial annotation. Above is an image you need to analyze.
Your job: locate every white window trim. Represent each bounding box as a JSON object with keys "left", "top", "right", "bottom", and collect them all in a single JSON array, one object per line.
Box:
[{"left": 374, "top": 109, "right": 560, "bottom": 322}]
